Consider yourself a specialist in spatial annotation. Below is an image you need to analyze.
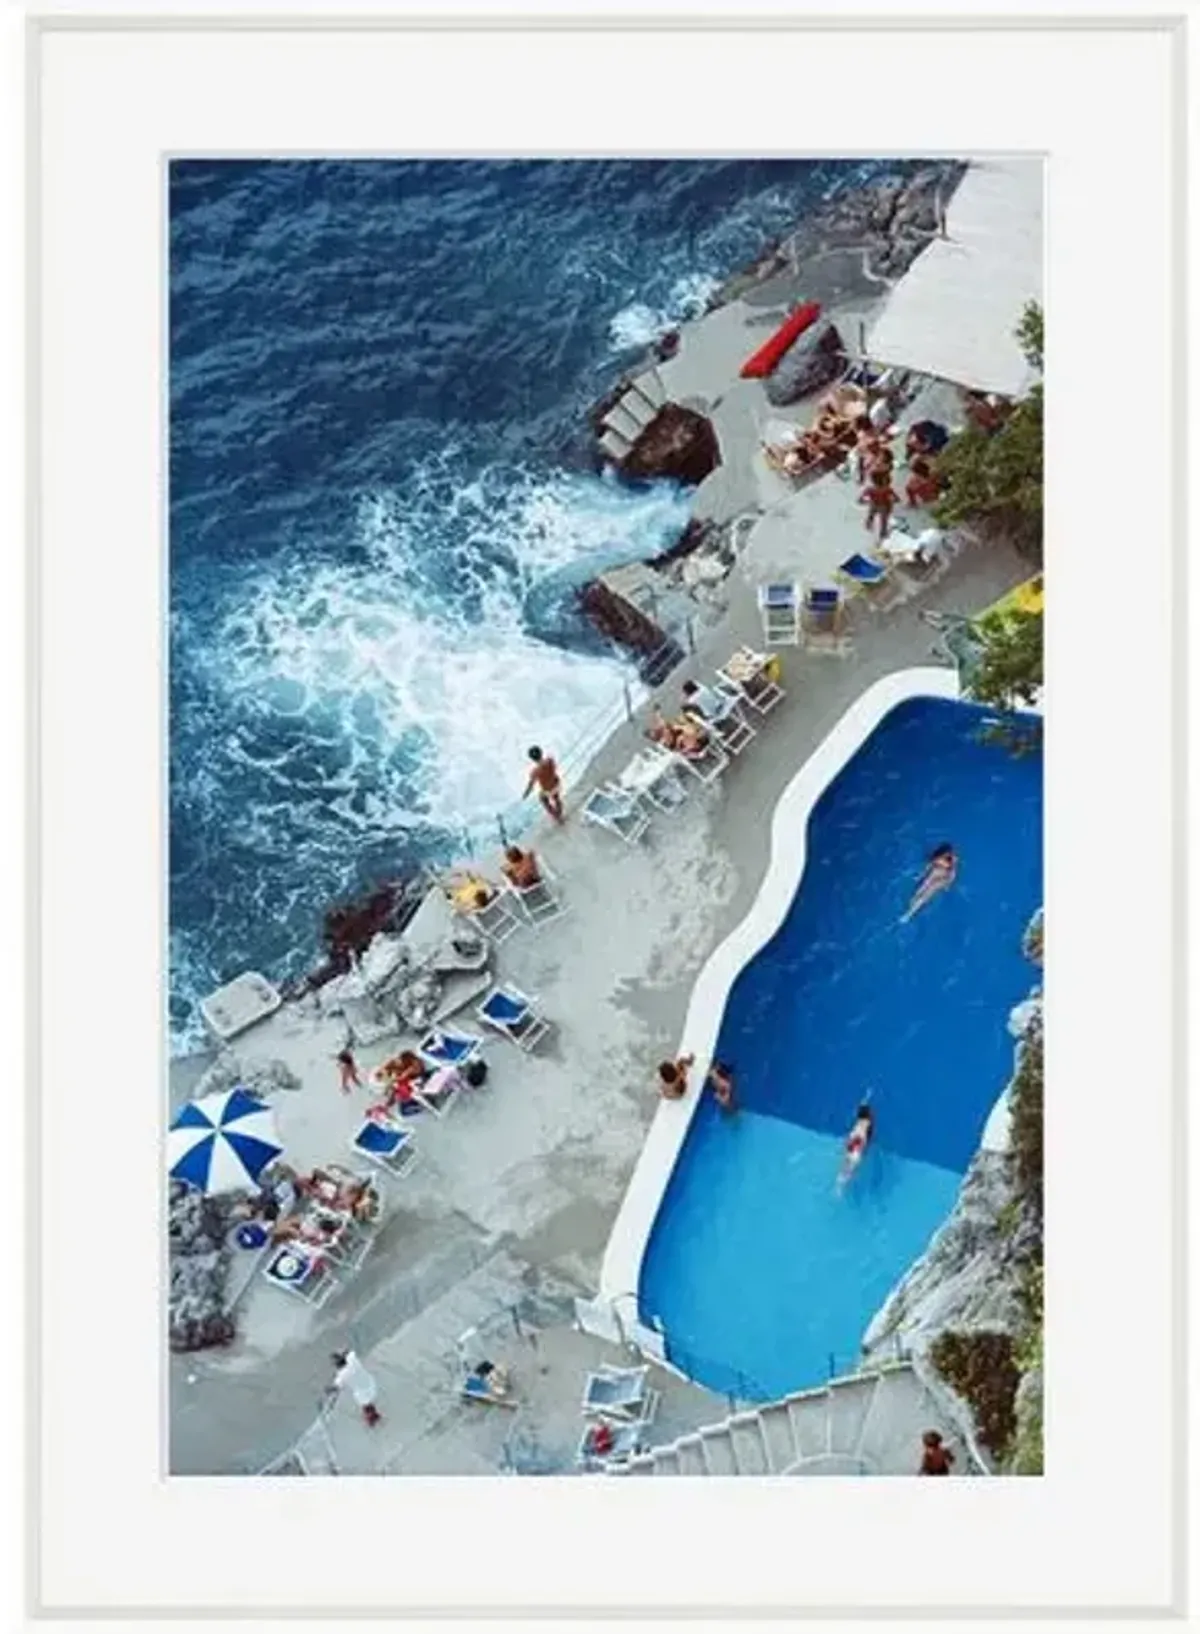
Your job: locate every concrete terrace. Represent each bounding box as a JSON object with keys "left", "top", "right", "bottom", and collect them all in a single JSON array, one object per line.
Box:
[{"left": 171, "top": 500, "right": 1028, "bottom": 1476}]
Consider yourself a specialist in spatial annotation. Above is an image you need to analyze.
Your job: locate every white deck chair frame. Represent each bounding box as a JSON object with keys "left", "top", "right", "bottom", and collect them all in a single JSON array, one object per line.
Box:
[
  {"left": 504, "top": 860, "right": 567, "bottom": 929},
  {"left": 618, "top": 744, "right": 690, "bottom": 814},
  {"left": 581, "top": 1363, "right": 652, "bottom": 1421},
  {"left": 716, "top": 646, "right": 785, "bottom": 716},
  {"left": 689, "top": 692, "right": 756, "bottom": 757},
  {"left": 477, "top": 984, "right": 551, "bottom": 1053},
  {"left": 467, "top": 891, "right": 523, "bottom": 946},
  {"left": 262, "top": 1244, "right": 339, "bottom": 1308},
  {"left": 350, "top": 1115, "right": 420, "bottom": 1178},
  {"left": 582, "top": 786, "right": 651, "bottom": 845}
]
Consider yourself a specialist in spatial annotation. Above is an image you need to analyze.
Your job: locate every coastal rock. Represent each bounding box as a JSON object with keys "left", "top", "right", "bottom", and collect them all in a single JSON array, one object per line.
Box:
[
  {"left": 193, "top": 1052, "right": 301, "bottom": 1102},
  {"left": 621, "top": 404, "right": 720, "bottom": 486},
  {"left": 1023, "top": 908, "right": 1044, "bottom": 967},
  {"left": 763, "top": 319, "right": 845, "bottom": 406},
  {"left": 168, "top": 1184, "right": 236, "bottom": 1352}
]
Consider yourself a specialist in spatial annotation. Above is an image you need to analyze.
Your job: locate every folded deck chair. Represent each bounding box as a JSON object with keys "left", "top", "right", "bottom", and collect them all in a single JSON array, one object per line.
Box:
[
  {"left": 262, "top": 1244, "right": 337, "bottom": 1308},
  {"left": 581, "top": 1364, "right": 651, "bottom": 1421},
  {"left": 351, "top": 1114, "right": 418, "bottom": 1177},
  {"left": 576, "top": 1420, "right": 647, "bottom": 1468},
  {"left": 837, "top": 552, "right": 902, "bottom": 610},
  {"left": 505, "top": 861, "right": 567, "bottom": 929},
  {"left": 757, "top": 581, "right": 801, "bottom": 647},
  {"left": 418, "top": 1026, "right": 483, "bottom": 1071},
  {"left": 582, "top": 785, "right": 651, "bottom": 845},
  {"left": 477, "top": 984, "right": 551, "bottom": 1053}
]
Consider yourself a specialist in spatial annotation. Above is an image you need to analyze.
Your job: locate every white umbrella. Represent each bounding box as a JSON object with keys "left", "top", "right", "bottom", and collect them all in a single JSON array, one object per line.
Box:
[{"left": 168, "top": 1086, "right": 283, "bottom": 1194}]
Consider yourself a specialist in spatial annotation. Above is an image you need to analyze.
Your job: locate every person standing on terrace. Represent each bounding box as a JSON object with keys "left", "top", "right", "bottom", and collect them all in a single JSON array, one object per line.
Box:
[
  {"left": 523, "top": 745, "right": 564, "bottom": 824},
  {"left": 859, "top": 469, "right": 900, "bottom": 541}
]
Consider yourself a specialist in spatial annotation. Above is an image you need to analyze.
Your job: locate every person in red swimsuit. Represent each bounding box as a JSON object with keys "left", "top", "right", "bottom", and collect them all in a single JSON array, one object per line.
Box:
[{"left": 837, "top": 1102, "right": 874, "bottom": 1189}]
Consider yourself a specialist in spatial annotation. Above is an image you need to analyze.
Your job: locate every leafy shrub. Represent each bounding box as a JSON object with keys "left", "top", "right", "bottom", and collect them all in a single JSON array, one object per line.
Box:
[
  {"left": 932, "top": 300, "right": 1044, "bottom": 561},
  {"left": 930, "top": 1330, "right": 1021, "bottom": 1458},
  {"left": 1009, "top": 1017, "right": 1044, "bottom": 1227}
]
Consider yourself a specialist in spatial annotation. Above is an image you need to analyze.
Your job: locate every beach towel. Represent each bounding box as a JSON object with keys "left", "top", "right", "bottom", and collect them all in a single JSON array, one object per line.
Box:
[{"left": 740, "top": 302, "right": 821, "bottom": 380}]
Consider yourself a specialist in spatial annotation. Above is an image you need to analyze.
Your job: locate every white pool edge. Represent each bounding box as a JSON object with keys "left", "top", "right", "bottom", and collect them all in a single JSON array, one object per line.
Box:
[{"left": 586, "top": 665, "right": 964, "bottom": 1361}]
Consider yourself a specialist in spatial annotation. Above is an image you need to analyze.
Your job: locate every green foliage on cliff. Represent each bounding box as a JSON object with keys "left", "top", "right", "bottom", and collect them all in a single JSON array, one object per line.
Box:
[
  {"left": 1009, "top": 1015, "right": 1044, "bottom": 1227},
  {"left": 931, "top": 299, "right": 1044, "bottom": 560},
  {"left": 967, "top": 604, "right": 1044, "bottom": 713},
  {"left": 930, "top": 1330, "right": 1021, "bottom": 1458}
]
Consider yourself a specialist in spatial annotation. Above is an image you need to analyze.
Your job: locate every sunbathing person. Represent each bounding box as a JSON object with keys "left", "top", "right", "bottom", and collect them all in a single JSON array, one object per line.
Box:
[
  {"left": 648, "top": 706, "right": 710, "bottom": 758},
  {"left": 445, "top": 870, "right": 498, "bottom": 915},
  {"left": 837, "top": 1101, "right": 874, "bottom": 1189},
  {"left": 466, "top": 1359, "right": 512, "bottom": 1400},
  {"left": 901, "top": 844, "right": 958, "bottom": 923},
  {"left": 658, "top": 1052, "right": 696, "bottom": 1101},
  {"left": 300, "top": 1167, "right": 376, "bottom": 1220},
  {"left": 680, "top": 678, "right": 729, "bottom": 724},
  {"left": 501, "top": 844, "right": 541, "bottom": 889}
]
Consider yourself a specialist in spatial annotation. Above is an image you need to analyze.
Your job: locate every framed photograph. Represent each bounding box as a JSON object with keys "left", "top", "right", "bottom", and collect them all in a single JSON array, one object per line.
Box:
[{"left": 24, "top": 3, "right": 1188, "bottom": 1621}]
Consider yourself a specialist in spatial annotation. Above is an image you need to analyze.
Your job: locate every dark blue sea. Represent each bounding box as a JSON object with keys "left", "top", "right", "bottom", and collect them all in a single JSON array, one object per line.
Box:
[{"left": 169, "top": 157, "right": 903, "bottom": 1053}]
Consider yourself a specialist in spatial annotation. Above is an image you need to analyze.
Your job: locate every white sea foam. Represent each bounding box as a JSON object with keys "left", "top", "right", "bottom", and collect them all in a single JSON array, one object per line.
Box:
[{"left": 606, "top": 272, "right": 723, "bottom": 354}]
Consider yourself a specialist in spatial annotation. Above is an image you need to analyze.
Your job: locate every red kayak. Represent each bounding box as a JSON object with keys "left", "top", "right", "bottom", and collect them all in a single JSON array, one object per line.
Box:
[{"left": 739, "top": 301, "right": 822, "bottom": 380}]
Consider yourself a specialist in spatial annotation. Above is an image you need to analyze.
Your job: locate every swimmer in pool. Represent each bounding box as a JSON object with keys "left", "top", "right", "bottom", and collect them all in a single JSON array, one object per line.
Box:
[
  {"left": 901, "top": 844, "right": 957, "bottom": 923},
  {"left": 837, "top": 1102, "right": 874, "bottom": 1190}
]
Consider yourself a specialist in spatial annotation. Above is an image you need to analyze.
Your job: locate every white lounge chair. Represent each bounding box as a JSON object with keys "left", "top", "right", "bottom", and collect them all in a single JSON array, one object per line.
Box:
[
  {"left": 618, "top": 744, "right": 689, "bottom": 813},
  {"left": 468, "top": 890, "right": 523, "bottom": 946},
  {"left": 350, "top": 1113, "right": 419, "bottom": 1178},
  {"left": 581, "top": 1364, "right": 653, "bottom": 1422},
  {"left": 505, "top": 860, "right": 567, "bottom": 929},
  {"left": 757, "top": 581, "right": 801, "bottom": 646},
  {"left": 667, "top": 734, "right": 728, "bottom": 787},
  {"left": 684, "top": 684, "right": 756, "bottom": 757},
  {"left": 582, "top": 785, "right": 651, "bottom": 845},
  {"left": 477, "top": 984, "right": 551, "bottom": 1053}
]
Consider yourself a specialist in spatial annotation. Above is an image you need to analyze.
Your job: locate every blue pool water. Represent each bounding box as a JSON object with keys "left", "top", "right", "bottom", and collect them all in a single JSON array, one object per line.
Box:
[{"left": 637, "top": 696, "right": 1043, "bottom": 1400}]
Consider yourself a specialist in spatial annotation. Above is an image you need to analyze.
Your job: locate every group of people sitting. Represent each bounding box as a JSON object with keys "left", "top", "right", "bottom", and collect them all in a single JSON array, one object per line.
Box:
[
  {"left": 763, "top": 386, "right": 868, "bottom": 479},
  {"left": 235, "top": 1161, "right": 381, "bottom": 1253},
  {"left": 365, "top": 1048, "right": 462, "bottom": 1117},
  {"left": 645, "top": 677, "right": 739, "bottom": 760}
]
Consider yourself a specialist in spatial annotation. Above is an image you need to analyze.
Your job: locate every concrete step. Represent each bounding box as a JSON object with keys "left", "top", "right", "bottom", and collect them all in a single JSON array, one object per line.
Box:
[
  {"left": 675, "top": 1435, "right": 707, "bottom": 1476},
  {"left": 785, "top": 1394, "right": 829, "bottom": 1463},
  {"left": 631, "top": 367, "right": 666, "bottom": 409},
  {"left": 617, "top": 389, "right": 658, "bottom": 431},
  {"left": 728, "top": 1414, "right": 771, "bottom": 1475},
  {"left": 652, "top": 1447, "right": 681, "bottom": 1476},
  {"left": 598, "top": 427, "right": 633, "bottom": 463},
  {"left": 604, "top": 400, "right": 647, "bottom": 442},
  {"left": 759, "top": 1401, "right": 800, "bottom": 1471},
  {"left": 700, "top": 1427, "right": 739, "bottom": 1476}
]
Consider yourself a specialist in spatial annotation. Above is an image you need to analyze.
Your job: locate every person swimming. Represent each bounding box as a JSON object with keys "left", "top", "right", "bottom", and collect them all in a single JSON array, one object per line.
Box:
[
  {"left": 837, "top": 1101, "right": 874, "bottom": 1189},
  {"left": 901, "top": 844, "right": 958, "bottom": 923}
]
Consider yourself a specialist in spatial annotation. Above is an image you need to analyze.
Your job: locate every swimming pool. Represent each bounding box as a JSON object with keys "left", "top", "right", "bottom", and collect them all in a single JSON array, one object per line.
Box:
[{"left": 635, "top": 690, "right": 1043, "bottom": 1401}]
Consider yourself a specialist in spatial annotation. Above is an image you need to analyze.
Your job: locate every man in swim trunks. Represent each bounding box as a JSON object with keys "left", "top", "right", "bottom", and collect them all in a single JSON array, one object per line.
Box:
[{"left": 523, "top": 745, "right": 564, "bottom": 824}]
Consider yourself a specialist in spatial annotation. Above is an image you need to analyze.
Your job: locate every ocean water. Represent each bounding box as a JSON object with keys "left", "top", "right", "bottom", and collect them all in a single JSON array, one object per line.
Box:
[
  {"left": 169, "top": 157, "right": 910, "bottom": 1051},
  {"left": 637, "top": 697, "right": 1044, "bottom": 1400}
]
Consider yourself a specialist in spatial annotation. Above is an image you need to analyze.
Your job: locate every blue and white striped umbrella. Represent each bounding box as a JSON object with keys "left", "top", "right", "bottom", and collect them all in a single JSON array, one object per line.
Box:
[{"left": 168, "top": 1086, "right": 283, "bottom": 1195}]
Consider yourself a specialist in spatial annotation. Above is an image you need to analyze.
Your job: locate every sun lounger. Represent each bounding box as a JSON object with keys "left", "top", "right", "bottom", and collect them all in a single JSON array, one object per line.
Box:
[
  {"left": 581, "top": 1364, "right": 653, "bottom": 1422},
  {"left": 582, "top": 786, "right": 651, "bottom": 845},
  {"left": 262, "top": 1243, "right": 338, "bottom": 1308},
  {"left": 799, "top": 586, "right": 853, "bottom": 656},
  {"left": 351, "top": 1113, "right": 418, "bottom": 1178},
  {"left": 466, "top": 890, "right": 523, "bottom": 947},
  {"left": 837, "top": 552, "right": 903, "bottom": 610},
  {"left": 460, "top": 1371, "right": 519, "bottom": 1408},
  {"left": 301, "top": 1201, "right": 377, "bottom": 1274},
  {"left": 619, "top": 745, "right": 689, "bottom": 813},
  {"left": 686, "top": 688, "right": 756, "bottom": 757},
  {"left": 717, "top": 647, "right": 785, "bottom": 716},
  {"left": 408, "top": 1063, "right": 465, "bottom": 1120},
  {"left": 477, "top": 984, "right": 551, "bottom": 1053},
  {"left": 666, "top": 734, "right": 728, "bottom": 786},
  {"left": 576, "top": 1419, "right": 649, "bottom": 1469},
  {"left": 418, "top": 1026, "right": 483, "bottom": 1071},
  {"left": 757, "top": 581, "right": 802, "bottom": 647},
  {"left": 504, "top": 861, "right": 567, "bottom": 929}
]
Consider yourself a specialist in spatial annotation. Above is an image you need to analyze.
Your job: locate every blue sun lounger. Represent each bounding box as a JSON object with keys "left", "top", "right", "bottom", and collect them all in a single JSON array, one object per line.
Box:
[
  {"left": 838, "top": 552, "right": 888, "bottom": 586},
  {"left": 418, "top": 1027, "right": 483, "bottom": 1071},
  {"left": 351, "top": 1115, "right": 418, "bottom": 1178},
  {"left": 477, "top": 984, "right": 551, "bottom": 1053},
  {"left": 262, "top": 1243, "right": 338, "bottom": 1308}
]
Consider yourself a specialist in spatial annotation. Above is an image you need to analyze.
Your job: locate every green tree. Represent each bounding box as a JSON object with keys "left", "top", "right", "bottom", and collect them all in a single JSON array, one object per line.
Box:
[
  {"left": 967, "top": 603, "right": 1043, "bottom": 712},
  {"left": 932, "top": 300, "right": 1044, "bottom": 560}
]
